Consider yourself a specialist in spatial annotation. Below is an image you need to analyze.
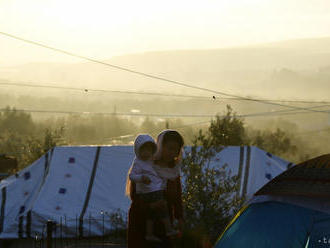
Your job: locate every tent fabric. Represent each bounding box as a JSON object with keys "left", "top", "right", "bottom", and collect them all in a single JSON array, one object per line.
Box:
[
  {"left": 215, "top": 154, "right": 330, "bottom": 248},
  {"left": 255, "top": 154, "right": 330, "bottom": 198},
  {"left": 251, "top": 194, "right": 330, "bottom": 215},
  {"left": 0, "top": 145, "right": 289, "bottom": 239},
  {"left": 204, "top": 146, "right": 290, "bottom": 199},
  {"left": 214, "top": 201, "right": 330, "bottom": 248}
]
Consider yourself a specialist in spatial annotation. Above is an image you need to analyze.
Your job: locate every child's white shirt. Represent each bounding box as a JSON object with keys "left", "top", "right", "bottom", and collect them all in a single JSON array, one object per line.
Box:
[{"left": 129, "top": 158, "right": 165, "bottom": 194}]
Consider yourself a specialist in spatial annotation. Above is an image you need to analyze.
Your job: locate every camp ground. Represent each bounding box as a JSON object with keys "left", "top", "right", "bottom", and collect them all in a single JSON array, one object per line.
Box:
[
  {"left": 214, "top": 154, "right": 330, "bottom": 248},
  {"left": 0, "top": 145, "right": 290, "bottom": 246}
]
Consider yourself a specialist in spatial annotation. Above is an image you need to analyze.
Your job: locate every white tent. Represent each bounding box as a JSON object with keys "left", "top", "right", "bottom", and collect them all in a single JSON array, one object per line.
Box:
[{"left": 0, "top": 146, "right": 291, "bottom": 239}]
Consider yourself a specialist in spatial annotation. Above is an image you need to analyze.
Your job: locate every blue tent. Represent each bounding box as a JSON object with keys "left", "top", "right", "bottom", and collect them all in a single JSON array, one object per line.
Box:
[{"left": 214, "top": 154, "right": 330, "bottom": 248}]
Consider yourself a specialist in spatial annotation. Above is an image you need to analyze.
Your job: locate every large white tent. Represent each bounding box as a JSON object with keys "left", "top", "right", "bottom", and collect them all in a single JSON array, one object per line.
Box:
[{"left": 0, "top": 145, "right": 291, "bottom": 239}]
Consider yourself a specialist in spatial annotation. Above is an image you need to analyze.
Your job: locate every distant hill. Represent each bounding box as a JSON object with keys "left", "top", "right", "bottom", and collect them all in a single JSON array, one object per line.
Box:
[{"left": 2, "top": 36, "right": 330, "bottom": 100}]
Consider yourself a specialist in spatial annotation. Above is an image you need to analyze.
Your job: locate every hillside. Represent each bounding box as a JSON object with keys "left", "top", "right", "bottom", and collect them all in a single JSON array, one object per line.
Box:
[{"left": 1, "top": 36, "right": 330, "bottom": 100}]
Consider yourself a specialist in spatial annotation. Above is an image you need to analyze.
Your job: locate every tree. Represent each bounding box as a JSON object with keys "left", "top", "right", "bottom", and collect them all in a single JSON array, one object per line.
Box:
[
  {"left": 208, "top": 105, "right": 247, "bottom": 146},
  {"left": 0, "top": 127, "right": 65, "bottom": 171},
  {"left": 249, "top": 128, "right": 297, "bottom": 157},
  {"left": 0, "top": 107, "right": 35, "bottom": 135},
  {"left": 21, "top": 127, "right": 66, "bottom": 166},
  {"left": 181, "top": 106, "right": 245, "bottom": 244},
  {"left": 140, "top": 117, "right": 158, "bottom": 133}
]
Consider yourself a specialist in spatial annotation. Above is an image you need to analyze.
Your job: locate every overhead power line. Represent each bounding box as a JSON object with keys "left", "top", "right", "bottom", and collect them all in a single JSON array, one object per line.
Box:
[
  {"left": 296, "top": 128, "right": 330, "bottom": 136},
  {"left": 0, "top": 108, "right": 216, "bottom": 118},
  {"left": 0, "top": 81, "right": 211, "bottom": 100},
  {"left": 106, "top": 120, "right": 212, "bottom": 141},
  {"left": 1, "top": 31, "right": 329, "bottom": 113},
  {"left": 1, "top": 80, "right": 330, "bottom": 104},
  {"left": 1, "top": 106, "right": 328, "bottom": 118},
  {"left": 238, "top": 104, "right": 330, "bottom": 117},
  {"left": 107, "top": 120, "right": 330, "bottom": 141}
]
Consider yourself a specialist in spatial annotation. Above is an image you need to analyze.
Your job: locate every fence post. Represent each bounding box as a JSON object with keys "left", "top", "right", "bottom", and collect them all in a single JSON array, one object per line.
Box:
[
  {"left": 34, "top": 233, "right": 41, "bottom": 248},
  {"left": 46, "top": 220, "right": 53, "bottom": 248},
  {"left": 102, "top": 211, "right": 105, "bottom": 248}
]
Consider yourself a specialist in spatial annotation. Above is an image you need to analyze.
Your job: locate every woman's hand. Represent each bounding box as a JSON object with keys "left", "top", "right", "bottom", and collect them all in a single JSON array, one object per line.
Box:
[{"left": 141, "top": 175, "right": 151, "bottom": 184}]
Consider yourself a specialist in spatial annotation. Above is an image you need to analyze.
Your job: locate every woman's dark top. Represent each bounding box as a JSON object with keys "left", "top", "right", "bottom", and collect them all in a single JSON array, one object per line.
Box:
[{"left": 127, "top": 177, "right": 183, "bottom": 248}]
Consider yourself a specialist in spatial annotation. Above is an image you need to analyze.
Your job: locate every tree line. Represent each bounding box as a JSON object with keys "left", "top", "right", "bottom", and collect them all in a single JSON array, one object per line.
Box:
[{"left": 0, "top": 105, "right": 317, "bottom": 173}]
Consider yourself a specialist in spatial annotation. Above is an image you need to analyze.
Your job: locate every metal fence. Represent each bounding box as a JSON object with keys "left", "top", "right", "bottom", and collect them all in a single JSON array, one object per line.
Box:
[
  {"left": 34, "top": 217, "right": 127, "bottom": 248},
  {"left": 1, "top": 215, "right": 127, "bottom": 248}
]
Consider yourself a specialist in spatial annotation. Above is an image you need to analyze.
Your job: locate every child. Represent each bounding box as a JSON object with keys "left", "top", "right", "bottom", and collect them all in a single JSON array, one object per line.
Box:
[{"left": 128, "top": 134, "right": 178, "bottom": 242}]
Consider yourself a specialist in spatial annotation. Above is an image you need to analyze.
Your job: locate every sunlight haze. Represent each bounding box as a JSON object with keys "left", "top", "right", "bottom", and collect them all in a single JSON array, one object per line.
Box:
[
  {"left": 0, "top": 0, "right": 329, "bottom": 176},
  {"left": 1, "top": 0, "right": 330, "bottom": 65}
]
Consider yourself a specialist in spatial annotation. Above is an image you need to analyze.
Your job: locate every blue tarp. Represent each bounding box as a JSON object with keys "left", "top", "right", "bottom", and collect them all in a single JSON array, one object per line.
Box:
[{"left": 215, "top": 201, "right": 330, "bottom": 248}]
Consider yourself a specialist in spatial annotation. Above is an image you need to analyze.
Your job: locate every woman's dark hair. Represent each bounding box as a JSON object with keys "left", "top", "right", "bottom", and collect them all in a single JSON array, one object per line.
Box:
[{"left": 162, "top": 130, "right": 184, "bottom": 147}]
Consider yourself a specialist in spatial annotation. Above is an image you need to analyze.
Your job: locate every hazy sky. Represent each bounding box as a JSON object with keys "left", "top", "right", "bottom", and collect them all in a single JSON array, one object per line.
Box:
[{"left": 1, "top": 0, "right": 330, "bottom": 66}]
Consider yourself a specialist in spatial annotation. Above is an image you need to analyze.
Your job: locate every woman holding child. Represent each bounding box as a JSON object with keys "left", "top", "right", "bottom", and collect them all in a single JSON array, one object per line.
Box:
[{"left": 126, "top": 130, "right": 184, "bottom": 247}]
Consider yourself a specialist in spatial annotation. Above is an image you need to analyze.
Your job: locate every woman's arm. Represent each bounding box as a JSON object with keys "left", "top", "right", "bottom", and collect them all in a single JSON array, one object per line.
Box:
[
  {"left": 173, "top": 176, "right": 184, "bottom": 220},
  {"left": 167, "top": 176, "right": 184, "bottom": 220}
]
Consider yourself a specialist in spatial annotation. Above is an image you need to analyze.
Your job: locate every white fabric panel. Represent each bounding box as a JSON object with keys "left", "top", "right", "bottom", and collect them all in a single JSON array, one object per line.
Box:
[
  {"left": 0, "top": 153, "right": 49, "bottom": 238},
  {"left": 0, "top": 145, "right": 290, "bottom": 238},
  {"left": 210, "top": 146, "right": 242, "bottom": 176},
  {"left": 80, "top": 146, "right": 133, "bottom": 236},
  {"left": 245, "top": 147, "right": 289, "bottom": 199},
  {"left": 86, "top": 146, "right": 132, "bottom": 213},
  {"left": 31, "top": 147, "right": 101, "bottom": 237},
  {"left": 33, "top": 147, "right": 97, "bottom": 218}
]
